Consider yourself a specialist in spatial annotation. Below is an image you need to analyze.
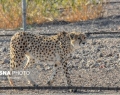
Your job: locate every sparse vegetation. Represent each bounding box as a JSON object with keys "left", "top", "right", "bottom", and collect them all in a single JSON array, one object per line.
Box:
[{"left": 0, "top": 0, "right": 105, "bottom": 29}]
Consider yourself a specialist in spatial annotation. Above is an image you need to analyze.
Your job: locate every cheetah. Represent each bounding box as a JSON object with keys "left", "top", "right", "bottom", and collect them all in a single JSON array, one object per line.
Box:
[{"left": 8, "top": 31, "right": 86, "bottom": 87}]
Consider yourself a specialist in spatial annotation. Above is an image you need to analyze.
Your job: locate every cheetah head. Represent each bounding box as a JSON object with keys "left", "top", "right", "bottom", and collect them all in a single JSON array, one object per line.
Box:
[{"left": 69, "top": 32, "right": 86, "bottom": 49}]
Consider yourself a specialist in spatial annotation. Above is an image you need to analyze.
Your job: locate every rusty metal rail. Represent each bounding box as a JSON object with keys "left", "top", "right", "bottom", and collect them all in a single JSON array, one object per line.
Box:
[{"left": 0, "top": 86, "right": 120, "bottom": 91}]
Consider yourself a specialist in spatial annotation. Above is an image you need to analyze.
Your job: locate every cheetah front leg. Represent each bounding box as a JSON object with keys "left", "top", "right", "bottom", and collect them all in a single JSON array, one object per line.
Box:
[
  {"left": 47, "top": 62, "right": 61, "bottom": 85},
  {"left": 62, "top": 60, "right": 77, "bottom": 92},
  {"left": 62, "top": 61, "right": 72, "bottom": 86}
]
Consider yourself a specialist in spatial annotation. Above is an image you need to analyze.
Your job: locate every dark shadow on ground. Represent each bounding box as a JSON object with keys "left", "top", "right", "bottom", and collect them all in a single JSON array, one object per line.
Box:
[{"left": 28, "top": 15, "right": 120, "bottom": 27}]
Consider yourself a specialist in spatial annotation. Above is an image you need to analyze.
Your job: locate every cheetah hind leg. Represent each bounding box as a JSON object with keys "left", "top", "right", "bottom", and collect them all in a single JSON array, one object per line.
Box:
[
  {"left": 24, "top": 55, "right": 38, "bottom": 87},
  {"left": 8, "top": 59, "right": 24, "bottom": 86},
  {"left": 7, "top": 69, "right": 14, "bottom": 86}
]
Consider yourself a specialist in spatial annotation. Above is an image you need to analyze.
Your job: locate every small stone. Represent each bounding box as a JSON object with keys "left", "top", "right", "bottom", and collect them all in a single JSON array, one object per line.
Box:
[
  {"left": 82, "top": 50, "right": 85, "bottom": 54},
  {"left": 0, "top": 47, "right": 5, "bottom": 52},
  {"left": 4, "top": 59, "right": 10, "bottom": 64},
  {"left": 96, "top": 58, "right": 103, "bottom": 63},
  {"left": 106, "top": 53, "right": 113, "bottom": 57},
  {"left": 92, "top": 41, "right": 97, "bottom": 45},
  {"left": 0, "top": 75, "right": 8, "bottom": 81},
  {"left": 91, "top": 63, "right": 100, "bottom": 68},
  {"left": 86, "top": 60, "right": 94, "bottom": 68},
  {"left": 79, "top": 75, "right": 82, "bottom": 78},
  {"left": 0, "top": 58, "right": 10, "bottom": 64},
  {"left": 97, "top": 48, "right": 100, "bottom": 52},
  {"left": 98, "top": 45, "right": 104, "bottom": 48},
  {"left": 99, "top": 53, "right": 104, "bottom": 57},
  {"left": 3, "top": 48, "right": 7, "bottom": 52},
  {"left": 116, "top": 54, "right": 119, "bottom": 58},
  {"left": 118, "top": 26, "right": 120, "bottom": 30},
  {"left": 0, "top": 60, "right": 4, "bottom": 64}
]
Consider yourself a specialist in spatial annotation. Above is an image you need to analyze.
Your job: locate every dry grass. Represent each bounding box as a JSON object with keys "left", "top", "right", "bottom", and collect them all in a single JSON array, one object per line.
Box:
[
  {"left": 0, "top": 0, "right": 105, "bottom": 29},
  {"left": 0, "top": 3, "right": 22, "bottom": 29},
  {"left": 60, "top": 4, "right": 104, "bottom": 22}
]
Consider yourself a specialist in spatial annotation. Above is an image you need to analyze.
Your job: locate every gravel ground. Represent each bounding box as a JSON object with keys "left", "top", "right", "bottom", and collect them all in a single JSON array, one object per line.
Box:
[{"left": 0, "top": 0, "right": 120, "bottom": 95}]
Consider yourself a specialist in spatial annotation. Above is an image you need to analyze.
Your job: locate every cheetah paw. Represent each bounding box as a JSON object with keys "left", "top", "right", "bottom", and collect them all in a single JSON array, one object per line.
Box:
[
  {"left": 69, "top": 89, "right": 77, "bottom": 93},
  {"left": 33, "top": 84, "right": 38, "bottom": 87}
]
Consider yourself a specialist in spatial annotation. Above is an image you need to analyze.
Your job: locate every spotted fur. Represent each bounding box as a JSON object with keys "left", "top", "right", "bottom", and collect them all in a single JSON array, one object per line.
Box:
[{"left": 8, "top": 31, "right": 86, "bottom": 87}]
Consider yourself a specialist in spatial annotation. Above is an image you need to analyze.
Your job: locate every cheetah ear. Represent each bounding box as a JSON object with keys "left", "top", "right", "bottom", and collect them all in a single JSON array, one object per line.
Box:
[
  {"left": 58, "top": 31, "right": 67, "bottom": 36},
  {"left": 69, "top": 32, "right": 75, "bottom": 40},
  {"left": 80, "top": 33, "right": 86, "bottom": 40}
]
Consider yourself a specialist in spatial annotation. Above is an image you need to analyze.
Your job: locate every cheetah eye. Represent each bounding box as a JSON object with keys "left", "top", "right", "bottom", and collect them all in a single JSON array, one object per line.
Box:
[{"left": 83, "top": 36, "right": 86, "bottom": 39}]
